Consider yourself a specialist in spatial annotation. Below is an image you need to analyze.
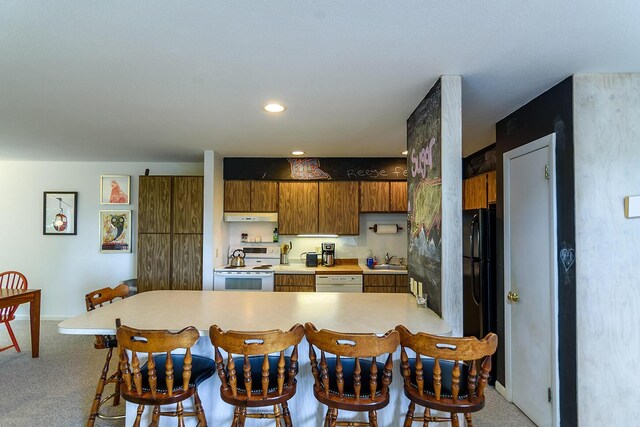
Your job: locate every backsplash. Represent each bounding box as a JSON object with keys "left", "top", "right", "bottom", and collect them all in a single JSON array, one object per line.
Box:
[{"left": 227, "top": 213, "right": 407, "bottom": 262}]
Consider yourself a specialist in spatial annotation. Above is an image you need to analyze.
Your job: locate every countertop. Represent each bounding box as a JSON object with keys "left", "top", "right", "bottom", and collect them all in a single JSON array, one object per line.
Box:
[
  {"left": 274, "top": 262, "right": 407, "bottom": 275},
  {"left": 58, "top": 290, "right": 451, "bottom": 336}
]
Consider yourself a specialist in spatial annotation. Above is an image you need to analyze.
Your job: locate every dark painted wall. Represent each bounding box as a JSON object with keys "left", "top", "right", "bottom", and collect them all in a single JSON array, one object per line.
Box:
[
  {"left": 462, "top": 143, "right": 497, "bottom": 179},
  {"left": 495, "top": 76, "right": 576, "bottom": 426},
  {"left": 224, "top": 157, "right": 407, "bottom": 181}
]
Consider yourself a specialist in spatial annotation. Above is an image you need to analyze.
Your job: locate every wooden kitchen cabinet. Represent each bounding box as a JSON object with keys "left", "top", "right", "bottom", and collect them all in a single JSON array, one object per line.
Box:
[
  {"left": 138, "top": 176, "right": 171, "bottom": 233},
  {"left": 462, "top": 172, "right": 497, "bottom": 209},
  {"left": 360, "top": 181, "right": 390, "bottom": 212},
  {"left": 389, "top": 181, "right": 408, "bottom": 212},
  {"left": 138, "top": 175, "right": 203, "bottom": 292},
  {"left": 319, "top": 181, "right": 359, "bottom": 235},
  {"left": 274, "top": 274, "right": 315, "bottom": 292},
  {"left": 250, "top": 181, "right": 278, "bottom": 212},
  {"left": 363, "top": 274, "right": 408, "bottom": 293},
  {"left": 224, "top": 180, "right": 251, "bottom": 212},
  {"left": 487, "top": 171, "right": 497, "bottom": 204},
  {"left": 278, "top": 182, "right": 318, "bottom": 235},
  {"left": 173, "top": 176, "right": 203, "bottom": 234},
  {"left": 224, "top": 180, "right": 278, "bottom": 212}
]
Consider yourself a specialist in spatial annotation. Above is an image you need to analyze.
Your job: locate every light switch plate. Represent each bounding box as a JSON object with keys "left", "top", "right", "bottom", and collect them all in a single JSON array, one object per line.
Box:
[{"left": 624, "top": 196, "right": 640, "bottom": 218}]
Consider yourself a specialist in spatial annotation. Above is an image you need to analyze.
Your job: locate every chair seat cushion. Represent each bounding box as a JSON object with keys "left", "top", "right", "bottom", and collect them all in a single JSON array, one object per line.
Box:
[
  {"left": 230, "top": 355, "right": 294, "bottom": 394},
  {"left": 408, "top": 357, "right": 470, "bottom": 399},
  {"left": 140, "top": 354, "right": 215, "bottom": 393},
  {"left": 318, "top": 358, "right": 386, "bottom": 398}
]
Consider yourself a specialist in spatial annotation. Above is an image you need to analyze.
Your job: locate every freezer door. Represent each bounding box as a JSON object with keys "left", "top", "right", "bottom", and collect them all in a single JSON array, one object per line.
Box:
[{"left": 462, "top": 210, "right": 479, "bottom": 258}]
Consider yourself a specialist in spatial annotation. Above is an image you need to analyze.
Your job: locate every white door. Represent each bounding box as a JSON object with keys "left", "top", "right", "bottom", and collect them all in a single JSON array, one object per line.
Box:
[{"left": 504, "top": 134, "right": 558, "bottom": 426}]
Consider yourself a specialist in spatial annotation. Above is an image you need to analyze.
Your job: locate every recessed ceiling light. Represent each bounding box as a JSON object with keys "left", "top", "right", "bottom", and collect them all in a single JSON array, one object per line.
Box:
[
  {"left": 402, "top": 150, "right": 408, "bottom": 155},
  {"left": 264, "top": 103, "right": 286, "bottom": 113},
  {"left": 291, "top": 150, "right": 305, "bottom": 156}
]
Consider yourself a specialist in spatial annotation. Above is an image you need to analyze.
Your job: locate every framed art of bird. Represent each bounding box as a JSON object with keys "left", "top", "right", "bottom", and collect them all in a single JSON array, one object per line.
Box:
[
  {"left": 100, "top": 175, "right": 130, "bottom": 205},
  {"left": 99, "top": 210, "right": 132, "bottom": 253}
]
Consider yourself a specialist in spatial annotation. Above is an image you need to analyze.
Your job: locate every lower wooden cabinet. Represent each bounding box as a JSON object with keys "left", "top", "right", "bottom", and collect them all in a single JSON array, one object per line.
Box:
[
  {"left": 172, "top": 234, "right": 203, "bottom": 291},
  {"left": 363, "top": 274, "right": 408, "bottom": 293},
  {"left": 274, "top": 274, "right": 315, "bottom": 292}
]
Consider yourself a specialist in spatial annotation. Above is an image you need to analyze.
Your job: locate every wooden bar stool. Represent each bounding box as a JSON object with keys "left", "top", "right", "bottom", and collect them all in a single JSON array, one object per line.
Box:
[
  {"left": 209, "top": 323, "right": 304, "bottom": 427},
  {"left": 395, "top": 326, "right": 498, "bottom": 427},
  {"left": 304, "top": 322, "right": 400, "bottom": 427},
  {"left": 85, "top": 284, "right": 129, "bottom": 426},
  {"left": 117, "top": 321, "right": 216, "bottom": 427},
  {"left": 0, "top": 271, "right": 28, "bottom": 353}
]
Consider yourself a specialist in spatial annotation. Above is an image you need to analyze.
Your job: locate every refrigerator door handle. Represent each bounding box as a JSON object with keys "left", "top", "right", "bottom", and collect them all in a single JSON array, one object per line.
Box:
[
  {"left": 470, "top": 214, "right": 478, "bottom": 259},
  {"left": 471, "top": 259, "right": 482, "bottom": 305}
]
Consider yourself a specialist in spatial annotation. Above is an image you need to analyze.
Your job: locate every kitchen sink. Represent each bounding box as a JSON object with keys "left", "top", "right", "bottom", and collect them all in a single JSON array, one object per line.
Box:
[{"left": 370, "top": 264, "right": 407, "bottom": 271}]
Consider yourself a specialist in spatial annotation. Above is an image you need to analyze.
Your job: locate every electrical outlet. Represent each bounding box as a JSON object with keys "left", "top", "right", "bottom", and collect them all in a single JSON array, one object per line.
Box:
[{"left": 624, "top": 196, "right": 640, "bottom": 218}]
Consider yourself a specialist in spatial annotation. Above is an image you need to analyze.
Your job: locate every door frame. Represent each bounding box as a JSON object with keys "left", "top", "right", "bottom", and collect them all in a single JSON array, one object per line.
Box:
[{"left": 503, "top": 133, "right": 559, "bottom": 426}]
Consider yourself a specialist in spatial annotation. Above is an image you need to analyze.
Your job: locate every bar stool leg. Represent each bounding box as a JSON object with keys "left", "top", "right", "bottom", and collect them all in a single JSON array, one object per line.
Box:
[
  {"left": 464, "top": 413, "right": 473, "bottom": 427},
  {"left": 194, "top": 390, "right": 207, "bottom": 427},
  {"left": 238, "top": 406, "right": 247, "bottom": 427},
  {"left": 369, "top": 410, "right": 378, "bottom": 427},
  {"left": 403, "top": 401, "right": 415, "bottom": 427},
  {"left": 176, "top": 401, "right": 185, "bottom": 427},
  {"left": 281, "top": 401, "right": 293, "bottom": 427},
  {"left": 87, "top": 347, "right": 114, "bottom": 427},
  {"left": 273, "top": 404, "right": 282, "bottom": 427},
  {"left": 451, "top": 413, "right": 460, "bottom": 427},
  {"left": 133, "top": 404, "right": 144, "bottom": 427},
  {"left": 5, "top": 321, "right": 21, "bottom": 352}
]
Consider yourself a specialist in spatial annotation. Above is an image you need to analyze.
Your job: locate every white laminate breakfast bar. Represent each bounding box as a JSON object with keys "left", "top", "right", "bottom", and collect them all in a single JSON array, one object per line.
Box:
[{"left": 59, "top": 291, "right": 451, "bottom": 426}]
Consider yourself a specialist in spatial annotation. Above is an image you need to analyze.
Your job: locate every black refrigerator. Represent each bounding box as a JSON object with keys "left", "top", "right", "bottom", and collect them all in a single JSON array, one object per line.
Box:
[{"left": 462, "top": 207, "right": 497, "bottom": 342}]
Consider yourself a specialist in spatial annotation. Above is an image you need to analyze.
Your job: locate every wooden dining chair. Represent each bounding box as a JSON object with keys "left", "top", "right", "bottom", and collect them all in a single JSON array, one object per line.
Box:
[
  {"left": 0, "top": 271, "right": 28, "bottom": 353},
  {"left": 117, "top": 321, "right": 216, "bottom": 427},
  {"left": 85, "top": 283, "right": 129, "bottom": 426},
  {"left": 209, "top": 323, "right": 305, "bottom": 427},
  {"left": 395, "top": 325, "right": 498, "bottom": 427},
  {"left": 304, "top": 322, "right": 400, "bottom": 427}
]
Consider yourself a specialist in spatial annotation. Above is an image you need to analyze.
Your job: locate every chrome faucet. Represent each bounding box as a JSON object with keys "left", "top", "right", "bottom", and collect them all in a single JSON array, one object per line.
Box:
[{"left": 385, "top": 253, "right": 396, "bottom": 264}]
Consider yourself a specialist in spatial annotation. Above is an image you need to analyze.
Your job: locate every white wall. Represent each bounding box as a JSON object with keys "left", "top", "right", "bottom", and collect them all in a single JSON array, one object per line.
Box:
[
  {"left": 440, "top": 75, "right": 463, "bottom": 336},
  {"left": 0, "top": 161, "right": 203, "bottom": 319},
  {"left": 225, "top": 213, "right": 407, "bottom": 263},
  {"left": 574, "top": 74, "right": 640, "bottom": 424}
]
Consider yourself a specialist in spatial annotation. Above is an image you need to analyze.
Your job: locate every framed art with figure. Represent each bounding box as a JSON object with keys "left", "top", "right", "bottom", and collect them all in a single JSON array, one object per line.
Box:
[
  {"left": 43, "top": 192, "right": 77, "bottom": 235},
  {"left": 99, "top": 210, "right": 132, "bottom": 253},
  {"left": 100, "top": 175, "right": 130, "bottom": 205}
]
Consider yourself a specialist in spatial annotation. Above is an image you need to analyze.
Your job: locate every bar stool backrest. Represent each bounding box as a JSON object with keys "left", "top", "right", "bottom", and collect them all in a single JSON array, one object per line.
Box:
[{"left": 0, "top": 271, "right": 28, "bottom": 321}]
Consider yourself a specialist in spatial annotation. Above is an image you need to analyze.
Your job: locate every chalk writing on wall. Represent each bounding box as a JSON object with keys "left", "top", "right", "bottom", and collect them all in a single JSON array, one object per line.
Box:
[{"left": 346, "top": 167, "right": 408, "bottom": 179}]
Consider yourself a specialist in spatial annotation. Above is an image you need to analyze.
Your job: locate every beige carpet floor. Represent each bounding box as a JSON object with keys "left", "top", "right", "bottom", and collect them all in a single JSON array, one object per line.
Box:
[{"left": 0, "top": 320, "right": 535, "bottom": 427}]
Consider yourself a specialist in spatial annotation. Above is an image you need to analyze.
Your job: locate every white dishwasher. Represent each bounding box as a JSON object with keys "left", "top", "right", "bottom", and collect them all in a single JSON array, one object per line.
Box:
[{"left": 315, "top": 274, "right": 363, "bottom": 293}]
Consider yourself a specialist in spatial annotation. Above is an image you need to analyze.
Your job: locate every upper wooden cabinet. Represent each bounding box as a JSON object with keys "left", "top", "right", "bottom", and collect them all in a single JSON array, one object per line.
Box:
[
  {"left": 138, "top": 176, "right": 171, "bottom": 233},
  {"left": 278, "top": 182, "right": 319, "bottom": 235},
  {"left": 319, "top": 181, "right": 359, "bottom": 235},
  {"left": 360, "top": 182, "right": 390, "bottom": 212},
  {"left": 173, "top": 176, "right": 203, "bottom": 234},
  {"left": 463, "top": 172, "right": 497, "bottom": 210},
  {"left": 224, "top": 180, "right": 251, "bottom": 212},
  {"left": 389, "top": 181, "right": 408, "bottom": 212},
  {"left": 360, "top": 181, "right": 408, "bottom": 213},
  {"left": 487, "top": 171, "right": 497, "bottom": 205},
  {"left": 224, "top": 180, "right": 278, "bottom": 212},
  {"left": 250, "top": 181, "right": 278, "bottom": 212}
]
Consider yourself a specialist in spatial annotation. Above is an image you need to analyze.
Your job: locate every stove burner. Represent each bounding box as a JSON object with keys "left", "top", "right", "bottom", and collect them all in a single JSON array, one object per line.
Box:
[{"left": 252, "top": 265, "right": 273, "bottom": 270}]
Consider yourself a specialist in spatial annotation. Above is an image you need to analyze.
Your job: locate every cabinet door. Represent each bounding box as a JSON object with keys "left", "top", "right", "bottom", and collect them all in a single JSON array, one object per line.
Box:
[
  {"left": 173, "top": 176, "right": 203, "bottom": 234},
  {"left": 319, "top": 181, "right": 359, "bottom": 235},
  {"left": 389, "top": 181, "right": 408, "bottom": 212},
  {"left": 274, "top": 274, "right": 315, "bottom": 292},
  {"left": 138, "top": 176, "right": 171, "bottom": 233},
  {"left": 172, "top": 234, "right": 203, "bottom": 290},
  {"left": 487, "top": 171, "right": 497, "bottom": 205},
  {"left": 251, "top": 181, "right": 278, "bottom": 212},
  {"left": 224, "top": 180, "right": 251, "bottom": 212},
  {"left": 278, "top": 182, "right": 318, "bottom": 235},
  {"left": 395, "top": 274, "right": 409, "bottom": 293},
  {"left": 137, "top": 234, "right": 171, "bottom": 292},
  {"left": 363, "top": 274, "right": 396, "bottom": 293},
  {"left": 360, "top": 182, "right": 390, "bottom": 212},
  {"left": 463, "top": 174, "right": 487, "bottom": 210}
]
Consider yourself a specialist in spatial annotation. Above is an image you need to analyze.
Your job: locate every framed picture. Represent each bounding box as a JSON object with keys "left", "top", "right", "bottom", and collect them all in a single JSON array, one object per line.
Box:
[
  {"left": 43, "top": 192, "right": 78, "bottom": 235},
  {"left": 100, "top": 175, "right": 130, "bottom": 205},
  {"left": 99, "top": 210, "right": 132, "bottom": 253}
]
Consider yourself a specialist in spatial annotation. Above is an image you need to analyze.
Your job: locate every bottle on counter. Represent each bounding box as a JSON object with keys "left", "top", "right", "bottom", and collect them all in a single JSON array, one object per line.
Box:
[
  {"left": 366, "top": 249, "right": 374, "bottom": 269},
  {"left": 273, "top": 228, "right": 279, "bottom": 242}
]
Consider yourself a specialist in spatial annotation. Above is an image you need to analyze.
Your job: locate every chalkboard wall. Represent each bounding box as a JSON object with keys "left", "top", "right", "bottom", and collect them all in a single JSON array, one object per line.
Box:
[{"left": 223, "top": 158, "right": 408, "bottom": 181}]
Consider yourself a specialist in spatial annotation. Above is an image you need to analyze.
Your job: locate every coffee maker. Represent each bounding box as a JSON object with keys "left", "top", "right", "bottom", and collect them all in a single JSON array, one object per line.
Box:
[{"left": 321, "top": 242, "right": 335, "bottom": 267}]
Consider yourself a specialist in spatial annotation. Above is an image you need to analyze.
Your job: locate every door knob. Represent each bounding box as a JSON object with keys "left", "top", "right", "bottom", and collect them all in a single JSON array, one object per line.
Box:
[{"left": 507, "top": 291, "right": 519, "bottom": 303}]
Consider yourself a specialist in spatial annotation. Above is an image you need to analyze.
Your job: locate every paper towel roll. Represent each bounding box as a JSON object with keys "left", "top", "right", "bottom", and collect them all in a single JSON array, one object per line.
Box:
[{"left": 373, "top": 224, "right": 398, "bottom": 234}]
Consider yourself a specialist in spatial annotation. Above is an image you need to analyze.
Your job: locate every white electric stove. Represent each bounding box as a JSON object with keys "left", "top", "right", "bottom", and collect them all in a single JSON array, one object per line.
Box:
[{"left": 213, "top": 244, "right": 281, "bottom": 291}]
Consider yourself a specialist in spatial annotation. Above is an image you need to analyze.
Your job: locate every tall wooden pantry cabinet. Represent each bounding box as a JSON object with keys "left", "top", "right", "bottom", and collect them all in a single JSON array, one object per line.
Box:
[{"left": 137, "top": 176, "right": 203, "bottom": 292}]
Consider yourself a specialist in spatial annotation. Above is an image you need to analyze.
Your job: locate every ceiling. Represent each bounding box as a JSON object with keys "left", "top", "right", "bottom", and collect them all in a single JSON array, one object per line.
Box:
[{"left": 1, "top": 1, "right": 639, "bottom": 162}]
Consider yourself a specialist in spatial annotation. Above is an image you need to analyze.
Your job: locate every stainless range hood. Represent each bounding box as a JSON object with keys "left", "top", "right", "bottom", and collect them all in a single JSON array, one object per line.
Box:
[{"left": 223, "top": 212, "right": 278, "bottom": 222}]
